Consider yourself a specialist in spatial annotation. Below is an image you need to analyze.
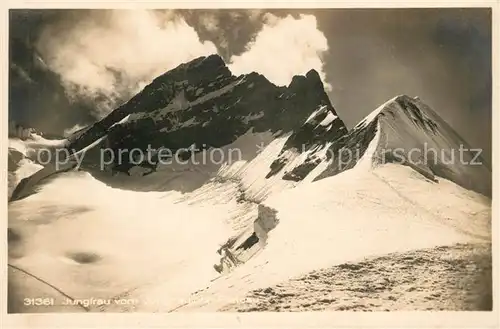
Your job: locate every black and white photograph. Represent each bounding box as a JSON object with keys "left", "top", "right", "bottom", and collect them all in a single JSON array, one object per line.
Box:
[{"left": 5, "top": 4, "right": 495, "bottom": 317}]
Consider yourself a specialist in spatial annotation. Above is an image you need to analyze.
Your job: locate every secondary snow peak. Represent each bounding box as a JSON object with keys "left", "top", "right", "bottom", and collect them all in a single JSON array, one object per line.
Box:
[{"left": 315, "top": 95, "right": 491, "bottom": 196}]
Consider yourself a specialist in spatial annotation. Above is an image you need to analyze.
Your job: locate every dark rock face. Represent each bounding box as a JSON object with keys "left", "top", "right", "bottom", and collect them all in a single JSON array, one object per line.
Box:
[
  {"left": 8, "top": 148, "right": 24, "bottom": 172},
  {"left": 266, "top": 103, "right": 347, "bottom": 181},
  {"left": 68, "top": 54, "right": 347, "bottom": 174},
  {"left": 394, "top": 96, "right": 439, "bottom": 134},
  {"left": 313, "top": 118, "right": 379, "bottom": 181}
]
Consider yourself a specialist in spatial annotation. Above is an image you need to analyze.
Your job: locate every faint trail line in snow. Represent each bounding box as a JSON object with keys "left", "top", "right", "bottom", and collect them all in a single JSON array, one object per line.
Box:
[
  {"left": 371, "top": 171, "right": 489, "bottom": 241},
  {"left": 99, "top": 259, "right": 189, "bottom": 312},
  {"left": 167, "top": 301, "right": 191, "bottom": 313},
  {"left": 371, "top": 126, "right": 488, "bottom": 240},
  {"left": 8, "top": 264, "right": 90, "bottom": 312}
]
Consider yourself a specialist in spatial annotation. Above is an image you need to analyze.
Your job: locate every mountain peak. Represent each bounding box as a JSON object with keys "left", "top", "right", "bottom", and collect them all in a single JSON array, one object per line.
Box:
[
  {"left": 151, "top": 53, "right": 230, "bottom": 88},
  {"left": 202, "top": 53, "right": 226, "bottom": 66},
  {"left": 354, "top": 94, "right": 430, "bottom": 130},
  {"left": 186, "top": 53, "right": 226, "bottom": 71},
  {"left": 315, "top": 95, "right": 491, "bottom": 196},
  {"left": 287, "top": 69, "right": 323, "bottom": 89},
  {"left": 68, "top": 54, "right": 347, "bottom": 180},
  {"left": 305, "top": 68, "right": 322, "bottom": 83}
]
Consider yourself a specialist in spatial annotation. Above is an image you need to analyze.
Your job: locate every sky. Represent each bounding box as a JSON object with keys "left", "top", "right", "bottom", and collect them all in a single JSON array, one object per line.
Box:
[{"left": 9, "top": 8, "right": 492, "bottom": 161}]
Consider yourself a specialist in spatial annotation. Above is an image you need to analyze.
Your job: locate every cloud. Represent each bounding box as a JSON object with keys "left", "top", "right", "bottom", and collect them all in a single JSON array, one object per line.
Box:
[
  {"left": 247, "top": 9, "right": 264, "bottom": 22},
  {"left": 199, "top": 12, "right": 220, "bottom": 32},
  {"left": 34, "top": 10, "right": 331, "bottom": 120},
  {"left": 228, "top": 13, "right": 331, "bottom": 90},
  {"left": 36, "top": 10, "right": 217, "bottom": 117},
  {"left": 63, "top": 123, "right": 87, "bottom": 137}
]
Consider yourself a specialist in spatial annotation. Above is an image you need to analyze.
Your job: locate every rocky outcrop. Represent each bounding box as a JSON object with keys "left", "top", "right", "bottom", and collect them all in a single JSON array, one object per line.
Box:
[
  {"left": 253, "top": 205, "right": 280, "bottom": 247},
  {"left": 266, "top": 103, "right": 347, "bottom": 181}
]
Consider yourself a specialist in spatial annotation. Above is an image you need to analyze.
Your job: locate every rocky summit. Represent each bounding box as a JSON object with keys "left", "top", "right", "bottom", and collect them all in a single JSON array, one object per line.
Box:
[{"left": 68, "top": 54, "right": 347, "bottom": 174}]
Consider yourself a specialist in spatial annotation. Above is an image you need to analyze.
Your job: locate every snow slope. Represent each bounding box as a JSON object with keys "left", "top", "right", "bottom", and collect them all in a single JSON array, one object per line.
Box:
[
  {"left": 8, "top": 171, "right": 234, "bottom": 312},
  {"left": 171, "top": 161, "right": 489, "bottom": 311},
  {"left": 8, "top": 158, "right": 490, "bottom": 312}
]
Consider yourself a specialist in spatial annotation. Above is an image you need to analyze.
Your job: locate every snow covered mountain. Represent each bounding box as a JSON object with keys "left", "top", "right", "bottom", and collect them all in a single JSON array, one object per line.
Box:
[
  {"left": 8, "top": 54, "right": 492, "bottom": 313},
  {"left": 314, "top": 95, "right": 492, "bottom": 196},
  {"left": 67, "top": 54, "right": 346, "bottom": 179}
]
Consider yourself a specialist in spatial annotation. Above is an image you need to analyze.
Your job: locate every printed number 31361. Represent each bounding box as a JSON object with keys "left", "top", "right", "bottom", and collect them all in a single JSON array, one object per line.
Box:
[{"left": 23, "top": 298, "right": 55, "bottom": 306}]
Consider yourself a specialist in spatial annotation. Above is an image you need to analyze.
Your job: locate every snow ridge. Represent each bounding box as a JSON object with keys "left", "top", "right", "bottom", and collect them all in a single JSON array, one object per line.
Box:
[{"left": 315, "top": 95, "right": 491, "bottom": 196}]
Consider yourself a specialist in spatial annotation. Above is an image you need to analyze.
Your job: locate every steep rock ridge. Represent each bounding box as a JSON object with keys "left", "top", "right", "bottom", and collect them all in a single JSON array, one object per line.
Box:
[
  {"left": 10, "top": 53, "right": 347, "bottom": 198},
  {"left": 68, "top": 54, "right": 347, "bottom": 179},
  {"left": 309, "top": 95, "right": 491, "bottom": 196},
  {"left": 265, "top": 103, "right": 347, "bottom": 181}
]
